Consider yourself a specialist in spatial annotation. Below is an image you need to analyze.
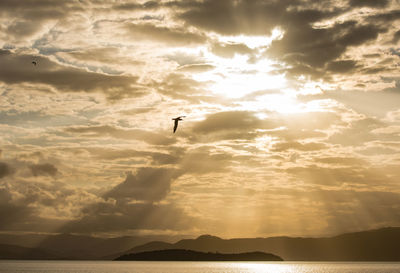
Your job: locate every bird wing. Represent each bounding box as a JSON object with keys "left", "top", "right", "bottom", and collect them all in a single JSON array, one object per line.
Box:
[{"left": 173, "top": 120, "right": 178, "bottom": 133}]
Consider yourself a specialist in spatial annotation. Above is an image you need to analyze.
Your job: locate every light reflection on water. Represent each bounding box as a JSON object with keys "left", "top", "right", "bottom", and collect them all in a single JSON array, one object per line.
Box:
[{"left": 0, "top": 261, "right": 400, "bottom": 273}]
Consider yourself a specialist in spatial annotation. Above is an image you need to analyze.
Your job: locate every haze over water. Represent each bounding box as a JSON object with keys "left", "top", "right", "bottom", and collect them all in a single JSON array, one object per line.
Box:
[{"left": 1, "top": 261, "right": 400, "bottom": 273}]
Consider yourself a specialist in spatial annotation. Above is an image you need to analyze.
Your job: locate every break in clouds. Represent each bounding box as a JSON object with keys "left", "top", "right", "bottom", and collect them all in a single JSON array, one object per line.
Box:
[{"left": 0, "top": 0, "right": 400, "bottom": 238}]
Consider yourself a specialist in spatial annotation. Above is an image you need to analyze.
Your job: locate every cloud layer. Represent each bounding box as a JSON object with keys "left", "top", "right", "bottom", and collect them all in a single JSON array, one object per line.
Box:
[{"left": 1, "top": 0, "right": 400, "bottom": 238}]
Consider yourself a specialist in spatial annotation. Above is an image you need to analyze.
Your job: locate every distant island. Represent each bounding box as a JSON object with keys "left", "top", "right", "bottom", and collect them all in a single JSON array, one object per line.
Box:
[{"left": 115, "top": 249, "right": 283, "bottom": 261}]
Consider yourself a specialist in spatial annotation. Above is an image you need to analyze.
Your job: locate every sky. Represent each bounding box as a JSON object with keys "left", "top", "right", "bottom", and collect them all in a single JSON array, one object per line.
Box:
[{"left": 0, "top": 0, "right": 400, "bottom": 239}]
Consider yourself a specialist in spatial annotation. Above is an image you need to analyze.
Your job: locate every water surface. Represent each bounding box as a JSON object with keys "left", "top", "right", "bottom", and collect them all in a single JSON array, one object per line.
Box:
[{"left": 1, "top": 260, "right": 399, "bottom": 273}]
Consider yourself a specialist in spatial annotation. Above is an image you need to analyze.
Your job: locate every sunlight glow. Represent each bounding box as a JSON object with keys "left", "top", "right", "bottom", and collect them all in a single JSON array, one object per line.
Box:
[
  {"left": 193, "top": 54, "right": 287, "bottom": 98},
  {"left": 216, "top": 28, "right": 284, "bottom": 49}
]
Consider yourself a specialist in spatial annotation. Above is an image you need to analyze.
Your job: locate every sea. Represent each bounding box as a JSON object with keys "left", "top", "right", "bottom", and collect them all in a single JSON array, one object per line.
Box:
[{"left": 0, "top": 261, "right": 400, "bottom": 273}]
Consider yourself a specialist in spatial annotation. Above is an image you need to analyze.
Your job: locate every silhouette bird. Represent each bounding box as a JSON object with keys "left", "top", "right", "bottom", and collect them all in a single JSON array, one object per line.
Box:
[
  {"left": 172, "top": 116, "right": 185, "bottom": 133},
  {"left": 32, "top": 61, "right": 37, "bottom": 66}
]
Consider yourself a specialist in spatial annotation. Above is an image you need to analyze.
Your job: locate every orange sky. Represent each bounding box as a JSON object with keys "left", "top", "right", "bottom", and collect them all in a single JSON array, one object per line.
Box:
[{"left": 0, "top": 0, "right": 400, "bottom": 238}]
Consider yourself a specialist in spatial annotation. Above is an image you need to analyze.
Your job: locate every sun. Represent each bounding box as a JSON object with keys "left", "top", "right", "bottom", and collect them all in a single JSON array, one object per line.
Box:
[
  {"left": 192, "top": 52, "right": 287, "bottom": 99},
  {"left": 185, "top": 31, "right": 330, "bottom": 114}
]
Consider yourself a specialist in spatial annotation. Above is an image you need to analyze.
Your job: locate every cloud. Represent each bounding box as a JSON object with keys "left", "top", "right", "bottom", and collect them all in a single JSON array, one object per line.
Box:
[
  {"left": 286, "top": 164, "right": 395, "bottom": 186},
  {"left": 176, "top": 0, "right": 338, "bottom": 36},
  {"left": 0, "top": 187, "right": 35, "bottom": 230},
  {"left": 0, "top": 162, "right": 13, "bottom": 179},
  {"left": 152, "top": 73, "right": 213, "bottom": 102},
  {"left": 349, "top": 0, "right": 390, "bottom": 8},
  {"left": 61, "top": 168, "right": 195, "bottom": 233},
  {"left": 114, "top": 1, "right": 160, "bottom": 11},
  {"left": 392, "top": 32, "right": 400, "bottom": 46},
  {"left": 0, "top": 50, "right": 143, "bottom": 100},
  {"left": 57, "top": 47, "right": 144, "bottom": 68},
  {"left": 62, "top": 201, "right": 194, "bottom": 233},
  {"left": 64, "top": 125, "right": 176, "bottom": 146},
  {"left": 192, "top": 111, "right": 267, "bottom": 133},
  {"left": 124, "top": 23, "right": 206, "bottom": 46},
  {"left": 86, "top": 147, "right": 183, "bottom": 165},
  {"left": 189, "top": 111, "right": 340, "bottom": 143},
  {"left": 180, "top": 148, "right": 233, "bottom": 174},
  {"left": 315, "top": 156, "right": 367, "bottom": 166},
  {"left": 328, "top": 117, "right": 398, "bottom": 146},
  {"left": 0, "top": 0, "right": 82, "bottom": 44},
  {"left": 268, "top": 21, "right": 385, "bottom": 78},
  {"left": 272, "top": 141, "right": 328, "bottom": 152},
  {"left": 299, "top": 89, "right": 400, "bottom": 118},
  {"left": 29, "top": 163, "right": 58, "bottom": 177},
  {"left": 106, "top": 167, "right": 181, "bottom": 202},
  {"left": 210, "top": 42, "right": 253, "bottom": 58},
  {"left": 0, "top": 178, "right": 99, "bottom": 233},
  {"left": 326, "top": 60, "right": 358, "bottom": 73},
  {"left": 0, "top": 0, "right": 73, "bottom": 18},
  {"left": 177, "top": 64, "right": 215, "bottom": 73}
]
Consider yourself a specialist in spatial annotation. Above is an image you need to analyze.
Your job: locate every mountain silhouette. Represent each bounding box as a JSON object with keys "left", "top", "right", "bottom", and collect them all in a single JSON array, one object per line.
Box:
[
  {"left": 1, "top": 227, "right": 399, "bottom": 260},
  {"left": 0, "top": 244, "right": 61, "bottom": 260},
  {"left": 123, "top": 227, "right": 400, "bottom": 261},
  {"left": 0, "top": 233, "right": 185, "bottom": 260}
]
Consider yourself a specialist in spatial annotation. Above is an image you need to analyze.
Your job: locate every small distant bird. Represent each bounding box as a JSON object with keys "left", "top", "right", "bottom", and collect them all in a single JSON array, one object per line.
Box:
[
  {"left": 172, "top": 116, "right": 185, "bottom": 133},
  {"left": 32, "top": 61, "right": 37, "bottom": 66}
]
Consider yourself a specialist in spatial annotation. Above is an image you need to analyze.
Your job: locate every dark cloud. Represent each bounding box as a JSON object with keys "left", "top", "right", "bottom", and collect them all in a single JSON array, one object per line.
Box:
[
  {"left": 210, "top": 42, "right": 253, "bottom": 58},
  {"left": 190, "top": 111, "right": 340, "bottom": 142},
  {"left": 58, "top": 47, "right": 144, "bottom": 67},
  {"left": 0, "top": 162, "right": 13, "bottom": 179},
  {"left": 326, "top": 60, "right": 358, "bottom": 73},
  {"left": 6, "top": 20, "right": 43, "bottom": 39},
  {"left": 177, "top": 0, "right": 339, "bottom": 36},
  {"left": 152, "top": 73, "right": 213, "bottom": 102},
  {"left": 391, "top": 30, "right": 400, "bottom": 44},
  {"left": 124, "top": 23, "right": 206, "bottom": 46},
  {"left": 164, "top": 51, "right": 206, "bottom": 66},
  {"left": 192, "top": 111, "right": 267, "bottom": 134},
  {"left": 0, "top": 187, "right": 34, "bottom": 230},
  {"left": 114, "top": 1, "right": 160, "bottom": 11},
  {"left": 61, "top": 167, "right": 194, "bottom": 233},
  {"left": 368, "top": 10, "right": 400, "bottom": 23},
  {"left": 175, "top": 0, "right": 385, "bottom": 79},
  {"left": 348, "top": 0, "right": 390, "bottom": 8},
  {"left": 0, "top": 180, "right": 85, "bottom": 232},
  {"left": 106, "top": 168, "right": 181, "bottom": 202},
  {"left": 64, "top": 125, "right": 176, "bottom": 146},
  {"left": 177, "top": 64, "right": 215, "bottom": 73},
  {"left": 268, "top": 21, "right": 385, "bottom": 78},
  {"left": 0, "top": 0, "right": 81, "bottom": 41},
  {"left": 0, "top": 50, "right": 143, "bottom": 100},
  {"left": 0, "top": 0, "right": 73, "bottom": 16},
  {"left": 29, "top": 163, "right": 58, "bottom": 177}
]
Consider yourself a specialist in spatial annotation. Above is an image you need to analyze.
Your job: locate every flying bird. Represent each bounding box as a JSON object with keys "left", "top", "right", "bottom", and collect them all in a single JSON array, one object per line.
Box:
[
  {"left": 32, "top": 61, "right": 37, "bottom": 66},
  {"left": 172, "top": 116, "right": 185, "bottom": 133}
]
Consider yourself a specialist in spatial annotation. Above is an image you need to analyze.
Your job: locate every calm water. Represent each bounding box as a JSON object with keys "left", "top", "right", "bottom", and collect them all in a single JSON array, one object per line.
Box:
[{"left": 0, "top": 261, "right": 400, "bottom": 273}]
